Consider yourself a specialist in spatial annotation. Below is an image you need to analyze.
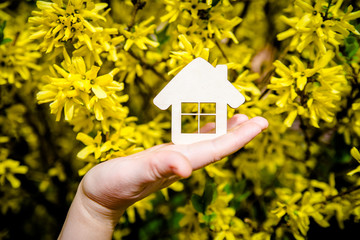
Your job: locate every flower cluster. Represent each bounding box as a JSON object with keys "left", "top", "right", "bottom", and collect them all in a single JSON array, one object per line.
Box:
[
  {"left": 278, "top": 0, "right": 360, "bottom": 55},
  {"left": 37, "top": 50, "right": 125, "bottom": 123},
  {"left": 29, "top": 0, "right": 123, "bottom": 64},
  {"left": 1, "top": 0, "right": 360, "bottom": 239},
  {"left": 0, "top": 147, "right": 28, "bottom": 188},
  {"left": 163, "top": 0, "right": 242, "bottom": 75},
  {"left": 269, "top": 50, "right": 349, "bottom": 128},
  {"left": 0, "top": 22, "right": 41, "bottom": 87}
]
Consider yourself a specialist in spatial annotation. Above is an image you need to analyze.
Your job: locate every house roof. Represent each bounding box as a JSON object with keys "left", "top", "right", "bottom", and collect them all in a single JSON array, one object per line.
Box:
[{"left": 153, "top": 57, "right": 245, "bottom": 110}]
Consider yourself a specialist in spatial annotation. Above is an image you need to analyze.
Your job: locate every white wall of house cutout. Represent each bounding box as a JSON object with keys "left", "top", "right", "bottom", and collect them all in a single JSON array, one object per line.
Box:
[{"left": 153, "top": 57, "right": 245, "bottom": 144}]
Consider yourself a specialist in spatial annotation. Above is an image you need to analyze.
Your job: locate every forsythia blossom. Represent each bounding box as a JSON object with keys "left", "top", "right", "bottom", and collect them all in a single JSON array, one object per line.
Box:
[
  {"left": 277, "top": 0, "right": 360, "bottom": 54},
  {"left": 2, "top": 0, "right": 360, "bottom": 239},
  {"left": 0, "top": 29, "right": 41, "bottom": 87},
  {"left": 37, "top": 49, "right": 126, "bottom": 123},
  {"left": 29, "top": 0, "right": 121, "bottom": 65},
  {"left": 0, "top": 149, "right": 28, "bottom": 188}
]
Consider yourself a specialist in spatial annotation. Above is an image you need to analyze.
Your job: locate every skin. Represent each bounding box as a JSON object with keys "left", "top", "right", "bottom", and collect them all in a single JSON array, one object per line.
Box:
[{"left": 58, "top": 114, "right": 268, "bottom": 239}]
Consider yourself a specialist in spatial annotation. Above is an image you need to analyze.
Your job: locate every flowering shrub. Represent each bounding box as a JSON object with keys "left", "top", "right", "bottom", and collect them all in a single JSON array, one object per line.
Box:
[{"left": 1, "top": 0, "right": 360, "bottom": 239}]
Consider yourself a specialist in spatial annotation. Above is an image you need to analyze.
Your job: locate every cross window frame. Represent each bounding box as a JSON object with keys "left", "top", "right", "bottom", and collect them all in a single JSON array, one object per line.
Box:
[{"left": 181, "top": 102, "right": 216, "bottom": 134}]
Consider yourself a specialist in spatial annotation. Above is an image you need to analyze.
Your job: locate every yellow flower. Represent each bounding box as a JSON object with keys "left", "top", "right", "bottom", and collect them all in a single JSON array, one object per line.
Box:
[
  {"left": 207, "top": 12, "right": 242, "bottom": 44},
  {"left": 165, "top": 1, "right": 241, "bottom": 48},
  {"left": 76, "top": 125, "right": 141, "bottom": 165},
  {"left": 29, "top": 0, "right": 118, "bottom": 59},
  {"left": 277, "top": 0, "right": 360, "bottom": 54},
  {"left": 0, "top": 149, "right": 28, "bottom": 188},
  {"left": 126, "top": 194, "right": 155, "bottom": 223},
  {"left": 133, "top": 114, "right": 170, "bottom": 149},
  {"left": 37, "top": 50, "right": 125, "bottom": 122},
  {"left": 0, "top": 2, "right": 11, "bottom": 21},
  {"left": 0, "top": 27, "right": 41, "bottom": 87},
  {"left": 177, "top": 202, "right": 202, "bottom": 230},
  {"left": 177, "top": 23, "right": 216, "bottom": 49},
  {"left": 269, "top": 50, "right": 348, "bottom": 127},
  {"left": 161, "top": 0, "right": 182, "bottom": 23},
  {"left": 180, "top": 0, "right": 211, "bottom": 20},
  {"left": 348, "top": 147, "right": 360, "bottom": 176},
  {"left": 232, "top": 70, "right": 261, "bottom": 101},
  {"left": 160, "top": 181, "right": 184, "bottom": 201},
  {"left": 201, "top": 184, "right": 234, "bottom": 230},
  {"left": 76, "top": 131, "right": 110, "bottom": 160},
  {"left": 69, "top": 107, "right": 95, "bottom": 133},
  {"left": 328, "top": 0, "right": 360, "bottom": 35},
  {"left": 121, "top": 16, "right": 159, "bottom": 51},
  {"left": 272, "top": 179, "right": 336, "bottom": 238},
  {"left": 169, "top": 34, "right": 210, "bottom": 75},
  {"left": 306, "top": 71, "right": 348, "bottom": 128},
  {"left": 72, "top": 28, "right": 123, "bottom": 66},
  {"left": 48, "top": 162, "right": 66, "bottom": 182},
  {"left": 115, "top": 51, "right": 144, "bottom": 84},
  {"left": 268, "top": 60, "right": 299, "bottom": 108},
  {"left": 102, "top": 127, "right": 142, "bottom": 159},
  {"left": 78, "top": 156, "right": 98, "bottom": 176}
]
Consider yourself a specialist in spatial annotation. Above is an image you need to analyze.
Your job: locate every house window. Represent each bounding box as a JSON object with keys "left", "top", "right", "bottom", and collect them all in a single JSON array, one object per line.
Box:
[{"left": 181, "top": 102, "right": 216, "bottom": 134}]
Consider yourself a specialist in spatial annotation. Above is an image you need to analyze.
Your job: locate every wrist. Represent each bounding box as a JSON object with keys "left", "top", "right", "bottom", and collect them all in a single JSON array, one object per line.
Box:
[
  {"left": 78, "top": 180, "right": 126, "bottom": 227},
  {"left": 58, "top": 182, "right": 125, "bottom": 239}
]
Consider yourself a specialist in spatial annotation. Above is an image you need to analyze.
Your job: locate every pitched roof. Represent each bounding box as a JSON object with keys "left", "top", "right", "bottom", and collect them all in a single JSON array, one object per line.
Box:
[{"left": 154, "top": 58, "right": 245, "bottom": 110}]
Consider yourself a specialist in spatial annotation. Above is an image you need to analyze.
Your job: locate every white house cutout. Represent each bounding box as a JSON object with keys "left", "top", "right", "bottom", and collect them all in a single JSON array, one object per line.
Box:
[{"left": 153, "top": 57, "right": 245, "bottom": 144}]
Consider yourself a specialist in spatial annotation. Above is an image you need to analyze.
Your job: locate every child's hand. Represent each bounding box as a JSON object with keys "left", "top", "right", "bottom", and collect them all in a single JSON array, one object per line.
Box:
[{"left": 58, "top": 114, "right": 268, "bottom": 239}]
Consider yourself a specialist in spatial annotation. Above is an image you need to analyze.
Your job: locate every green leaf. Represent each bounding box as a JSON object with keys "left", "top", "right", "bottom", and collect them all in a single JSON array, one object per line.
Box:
[
  {"left": 203, "top": 180, "right": 216, "bottom": 208},
  {"left": 212, "top": 0, "right": 220, "bottom": 7},
  {"left": 191, "top": 194, "right": 204, "bottom": 213},
  {"left": 0, "top": 21, "right": 11, "bottom": 45},
  {"left": 223, "top": 183, "right": 232, "bottom": 194},
  {"left": 237, "top": 191, "right": 251, "bottom": 202},
  {"left": 344, "top": 35, "right": 359, "bottom": 59},
  {"left": 155, "top": 24, "right": 170, "bottom": 45},
  {"left": 202, "top": 212, "right": 217, "bottom": 224},
  {"left": 191, "top": 180, "right": 217, "bottom": 213},
  {"left": 1, "top": 38, "right": 12, "bottom": 45},
  {"left": 0, "top": 21, "right": 6, "bottom": 31}
]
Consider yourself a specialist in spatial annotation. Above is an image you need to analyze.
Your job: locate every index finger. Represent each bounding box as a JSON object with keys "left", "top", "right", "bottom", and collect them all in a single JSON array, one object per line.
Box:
[{"left": 164, "top": 116, "right": 268, "bottom": 170}]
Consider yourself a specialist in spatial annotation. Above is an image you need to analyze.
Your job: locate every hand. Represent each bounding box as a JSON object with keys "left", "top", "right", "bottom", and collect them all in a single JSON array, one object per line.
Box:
[{"left": 58, "top": 114, "right": 268, "bottom": 239}]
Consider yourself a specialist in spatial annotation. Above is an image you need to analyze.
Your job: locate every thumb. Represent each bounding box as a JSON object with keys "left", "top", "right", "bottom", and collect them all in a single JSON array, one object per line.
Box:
[{"left": 147, "top": 150, "right": 193, "bottom": 179}]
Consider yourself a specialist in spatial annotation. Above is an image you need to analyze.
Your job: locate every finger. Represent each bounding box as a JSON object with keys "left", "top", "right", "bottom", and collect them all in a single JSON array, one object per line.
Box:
[
  {"left": 199, "top": 122, "right": 216, "bottom": 133},
  {"left": 148, "top": 150, "right": 193, "bottom": 179},
  {"left": 198, "top": 114, "right": 249, "bottom": 134},
  {"left": 227, "top": 114, "right": 249, "bottom": 130},
  {"left": 166, "top": 117, "right": 268, "bottom": 170},
  {"left": 137, "top": 114, "right": 250, "bottom": 155}
]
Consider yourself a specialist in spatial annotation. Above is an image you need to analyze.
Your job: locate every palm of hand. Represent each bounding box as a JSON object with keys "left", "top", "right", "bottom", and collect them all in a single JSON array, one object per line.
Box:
[{"left": 79, "top": 114, "right": 268, "bottom": 224}]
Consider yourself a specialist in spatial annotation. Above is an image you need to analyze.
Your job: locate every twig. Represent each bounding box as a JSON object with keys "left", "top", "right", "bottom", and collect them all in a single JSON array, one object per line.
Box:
[
  {"left": 319, "top": 185, "right": 360, "bottom": 203},
  {"left": 128, "top": 49, "right": 168, "bottom": 82},
  {"left": 258, "top": 45, "right": 289, "bottom": 99},
  {"left": 215, "top": 40, "right": 229, "bottom": 62},
  {"left": 128, "top": 0, "right": 146, "bottom": 30},
  {"left": 323, "top": 0, "right": 333, "bottom": 20},
  {"left": 299, "top": 116, "right": 311, "bottom": 160}
]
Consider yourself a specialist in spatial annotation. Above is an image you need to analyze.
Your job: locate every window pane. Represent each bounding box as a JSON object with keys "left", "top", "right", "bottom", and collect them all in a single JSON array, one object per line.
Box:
[
  {"left": 181, "top": 102, "right": 198, "bottom": 113},
  {"left": 200, "top": 103, "right": 216, "bottom": 114},
  {"left": 200, "top": 115, "right": 216, "bottom": 134},
  {"left": 181, "top": 115, "right": 198, "bottom": 133}
]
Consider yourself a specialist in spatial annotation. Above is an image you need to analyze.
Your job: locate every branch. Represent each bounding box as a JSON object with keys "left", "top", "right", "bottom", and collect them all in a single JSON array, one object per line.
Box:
[
  {"left": 129, "top": 0, "right": 146, "bottom": 29},
  {"left": 299, "top": 116, "right": 311, "bottom": 160},
  {"left": 127, "top": 49, "right": 168, "bottom": 83},
  {"left": 324, "top": 185, "right": 360, "bottom": 202},
  {"left": 215, "top": 40, "right": 229, "bottom": 62}
]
